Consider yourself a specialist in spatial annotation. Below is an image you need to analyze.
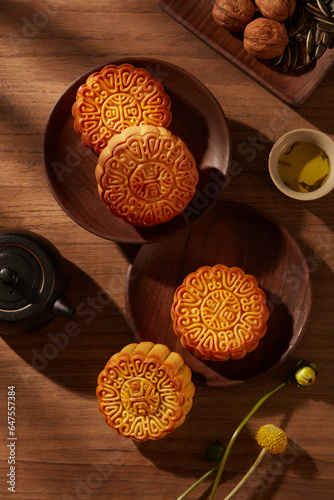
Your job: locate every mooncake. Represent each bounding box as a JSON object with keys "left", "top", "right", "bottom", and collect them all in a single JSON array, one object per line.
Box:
[
  {"left": 95, "top": 124, "right": 199, "bottom": 227},
  {"left": 72, "top": 64, "right": 172, "bottom": 154},
  {"left": 171, "top": 265, "right": 269, "bottom": 361},
  {"left": 96, "top": 342, "right": 195, "bottom": 442}
]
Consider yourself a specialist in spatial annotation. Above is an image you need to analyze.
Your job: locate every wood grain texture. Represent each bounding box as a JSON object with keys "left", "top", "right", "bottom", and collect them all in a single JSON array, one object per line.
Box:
[
  {"left": 157, "top": 0, "right": 334, "bottom": 106},
  {"left": 0, "top": 0, "right": 333, "bottom": 499}
]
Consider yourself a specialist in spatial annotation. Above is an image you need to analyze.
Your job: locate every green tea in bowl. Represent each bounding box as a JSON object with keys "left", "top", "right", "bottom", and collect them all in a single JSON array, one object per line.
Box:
[
  {"left": 278, "top": 141, "right": 330, "bottom": 193},
  {"left": 268, "top": 129, "right": 334, "bottom": 201}
]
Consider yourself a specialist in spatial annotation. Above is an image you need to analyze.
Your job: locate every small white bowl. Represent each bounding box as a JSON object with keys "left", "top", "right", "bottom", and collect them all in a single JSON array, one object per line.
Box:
[{"left": 268, "top": 129, "right": 334, "bottom": 200}]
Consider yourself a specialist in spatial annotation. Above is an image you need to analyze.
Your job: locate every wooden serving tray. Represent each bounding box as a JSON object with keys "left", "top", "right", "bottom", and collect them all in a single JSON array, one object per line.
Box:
[
  {"left": 43, "top": 58, "right": 231, "bottom": 244},
  {"left": 126, "top": 202, "right": 312, "bottom": 387},
  {"left": 157, "top": 0, "right": 334, "bottom": 107}
]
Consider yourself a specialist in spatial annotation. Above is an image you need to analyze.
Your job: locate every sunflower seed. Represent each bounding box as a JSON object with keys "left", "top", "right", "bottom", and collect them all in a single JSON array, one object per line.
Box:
[
  {"left": 314, "top": 12, "right": 332, "bottom": 21},
  {"left": 297, "top": 41, "right": 311, "bottom": 66},
  {"left": 314, "top": 14, "right": 334, "bottom": 24},
  {"left": 281, "top": 46, "right": 292, "bottom": 72},
  {"left": 314, "top": 24, "right": 324, "bottom": 42},
  {"left": 306, "top": 2, "right": 324, "bottom": 16},
  {"left": 303, "top": 7, "right": 316, "bottom": 24},
  {"left": 288, "top": 24, "right": 299, "bottom": 36},
  {"left": 306, "top": 26, "right": 316, "bottom": 51},
  {"left": 272, "top": 51, "right": 285, "bottom": 67},
  {"left": 295, "top": 27, "right": 309, "bottom": 40},
  {"left": 313, "top": 41, "right": 328, "bottom": 57},
  {"left": 275, "top": 0, "right": 333, "bottom": 71},
  {"left": 317, "top": 20, "right": 334, "bottom": 31},
  {"left": 322, "top": 30, "right": 334, "bottom": 44},
  {"left": 316, "top": 0, "right": 331, "bottom": 16},
  {"left": 289, "top": 15, "right": 307, "bottom": 35},
  {"left": 289, "top": 44, "right": 299, "bottom": 69}
]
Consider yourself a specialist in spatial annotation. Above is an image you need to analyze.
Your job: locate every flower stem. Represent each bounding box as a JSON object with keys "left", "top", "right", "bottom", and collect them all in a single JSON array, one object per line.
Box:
[
  {"left": 209, "top": 381, "right": 286, "bottom": 500},
  {"left": 223, "top": 447, "right": 267, "bottom": 500},
  {"left": 176, "top": 463, "right": 220, "bottom": 500}
]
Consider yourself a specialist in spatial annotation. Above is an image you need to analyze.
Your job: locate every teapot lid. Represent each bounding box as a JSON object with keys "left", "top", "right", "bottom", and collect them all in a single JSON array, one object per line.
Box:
[
  {"left": 0, "top": 231, "right": 58, "bottom": 325},
  {"left": 0, "top": 244, "right": 44, "bottom": 311},
  {"left": 0, "top": 230, "right": 75, "bottom": 335}
]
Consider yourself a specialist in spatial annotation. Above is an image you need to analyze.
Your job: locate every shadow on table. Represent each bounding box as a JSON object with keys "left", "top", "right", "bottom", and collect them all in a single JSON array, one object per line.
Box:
[
  {"left": 246, "top": 440, "right": 317, "bottom": 500},
  {"left": 131, "top": 218, "right": 330, "bottom": 487},
  {"left": 1, "top": 260, "right": 134, "bottom": 397},
  {"left": 136, "top": 382, "right": 319, "bottom": 497},
  {"left": 113, "top": 113, "right": 332, "bottom": 263},
  {"left": 1, "top": 0, "right": 113, "bottom": 71},
  {"left": 135, "top": 381, "right": 319, "bottom": 484}
]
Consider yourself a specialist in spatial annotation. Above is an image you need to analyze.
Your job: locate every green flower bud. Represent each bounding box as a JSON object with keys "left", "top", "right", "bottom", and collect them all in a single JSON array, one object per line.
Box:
[
  {"left": 295, "top": 362, "right": 317, "bottom": 387},
  {"left": 206, "top": 440, "right": 225, "bottom": 461}
]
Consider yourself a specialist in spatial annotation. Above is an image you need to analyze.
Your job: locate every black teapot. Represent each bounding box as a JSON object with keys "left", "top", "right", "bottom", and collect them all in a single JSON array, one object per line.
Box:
[{"left": 0, "top": 230, "right": 75, "bottom": 335}]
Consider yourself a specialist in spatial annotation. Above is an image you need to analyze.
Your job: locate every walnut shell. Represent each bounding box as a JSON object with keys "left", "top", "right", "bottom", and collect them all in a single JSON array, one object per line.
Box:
[
  {"left": 212, "top": 0, "right": 256, "bottom": 32},
  {"left": 243, "top": 18, "right": 289, "bottom": 59},
  {"left": 255, "top": 0, "right": 296, "bottom": 22}
]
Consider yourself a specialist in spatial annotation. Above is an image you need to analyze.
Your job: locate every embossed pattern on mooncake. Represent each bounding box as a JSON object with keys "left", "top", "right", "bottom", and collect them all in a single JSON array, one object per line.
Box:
[
  {"left": 72, "top": 64, "right": 172, "bottom": 154},
  {"left": 171, "top": 265, "right": 269, "bottom": 361},
  {"left": 95, "top": 125, "right": 199, "bottom": 227},
  {"left": 96, "top": 342, "right": 195, "bottom": 442}
]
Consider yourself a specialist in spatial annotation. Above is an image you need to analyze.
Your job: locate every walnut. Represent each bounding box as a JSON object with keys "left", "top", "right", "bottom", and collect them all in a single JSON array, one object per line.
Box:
[
  {"left": 212, "top": 0, "right": 256, "bottom": 32},
  {"left": 254, "top": 0, "right": 296, "bottom": 22},
  {"left": 243, "top": 18, "right": 289, "bottom": 59}
]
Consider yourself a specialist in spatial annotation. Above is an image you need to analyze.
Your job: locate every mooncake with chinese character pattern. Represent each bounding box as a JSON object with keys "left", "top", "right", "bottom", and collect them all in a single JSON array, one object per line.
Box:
[
  {"left": 72, "top": 64, "right": 172, "bottom": 154},
  {"left": 171, "top": 265, "right": 269, "bottom": 361},
  {"left": 95, "top": 124, "right": 199, "bottom": 227},
  {"left": 96, "top": 342, "right": 195, "bottom": 441}
]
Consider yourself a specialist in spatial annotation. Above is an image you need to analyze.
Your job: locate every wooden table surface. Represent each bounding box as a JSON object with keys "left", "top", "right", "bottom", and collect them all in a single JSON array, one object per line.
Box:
[{"left": 0, "top": 1, "right": 333, "bottom": 499}]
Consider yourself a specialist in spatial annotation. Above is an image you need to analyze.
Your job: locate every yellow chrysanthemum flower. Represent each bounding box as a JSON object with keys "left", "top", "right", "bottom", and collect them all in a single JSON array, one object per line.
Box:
[{"left": 255, "top": 424, "right": 287, "bottom": 454}]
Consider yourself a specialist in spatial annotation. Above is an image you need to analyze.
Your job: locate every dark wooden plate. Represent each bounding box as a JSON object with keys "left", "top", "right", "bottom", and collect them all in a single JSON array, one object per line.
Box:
[
  {"left": 43, "top": 57, "right": 231, "bottom": 244},
  {"left": 125, "top": 201, "right": 312, "bottom": 387},
  {"left": 157, "top": 0, "right": 334, "bottom": 107}
]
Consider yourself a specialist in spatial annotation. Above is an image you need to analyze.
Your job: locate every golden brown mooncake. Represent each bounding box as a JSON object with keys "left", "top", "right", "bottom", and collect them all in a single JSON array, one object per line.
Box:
[
  {"left": 96, "top": 342, "right": 195, "bottom": 442},
  {"left": 171, "top": 265, "right": 269, "bottom": 362},
  {"left": 72, "top": 64, "right": 172, "bottom": 154},
  {"left": 95, "top": 124, "right": 199, "bottom": 227}
]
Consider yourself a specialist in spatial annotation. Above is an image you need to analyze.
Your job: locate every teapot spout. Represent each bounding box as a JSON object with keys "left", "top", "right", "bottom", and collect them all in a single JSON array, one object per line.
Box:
[{"left": 52, "top": 295, "right": 76, "bottom": 319}]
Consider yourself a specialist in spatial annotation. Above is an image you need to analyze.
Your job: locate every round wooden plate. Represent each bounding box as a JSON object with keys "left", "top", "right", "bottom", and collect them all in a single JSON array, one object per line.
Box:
[
  {"left": 125, "top": 202, "right": 312, "bottom": 387},
  {"left": 42, "top": 58, "right": 231, "bottom": 244}
]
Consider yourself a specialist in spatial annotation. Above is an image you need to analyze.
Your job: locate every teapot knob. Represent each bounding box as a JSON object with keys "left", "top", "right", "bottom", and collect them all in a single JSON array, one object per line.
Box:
[
  {"left": 52, "top": 295, "right": 76, "bottom": 319},
  {"left": 0, "top": 267, "right": 17, "bottom": 285}
]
